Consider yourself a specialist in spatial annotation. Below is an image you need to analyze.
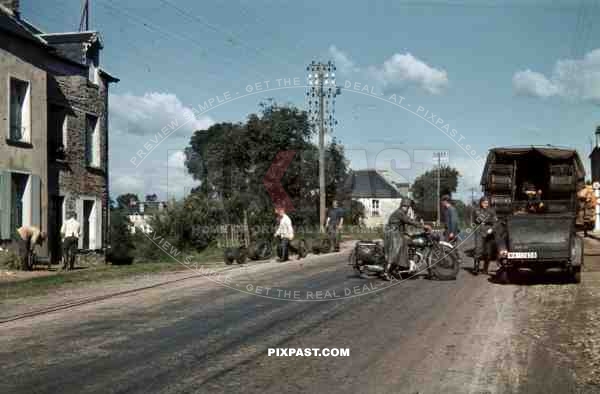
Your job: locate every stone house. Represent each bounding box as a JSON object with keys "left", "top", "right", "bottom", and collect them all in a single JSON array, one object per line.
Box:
[
  {"left": 126, "top": 200, "right": 167, "bottom": 234},
  {"left": 0, "top": 1, "right": 118, "bottom": 262},
  {"left": 346, "top": 169, "right": 407, "bottom": 228}
]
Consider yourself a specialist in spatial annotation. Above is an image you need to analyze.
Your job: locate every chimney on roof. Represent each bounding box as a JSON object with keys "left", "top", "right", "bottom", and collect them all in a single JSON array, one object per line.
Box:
[
  {"left": 0, "top": 0, "right": 19, "bottom": 17},
  {"left": 596, "top": 126, "right": 600, "bottom": 148}
]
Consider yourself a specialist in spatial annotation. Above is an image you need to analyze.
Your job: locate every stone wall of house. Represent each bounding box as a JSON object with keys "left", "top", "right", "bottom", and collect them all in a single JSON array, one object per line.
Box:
[{"left": 49, "top": 73, "right": 109, "bottom": 250}]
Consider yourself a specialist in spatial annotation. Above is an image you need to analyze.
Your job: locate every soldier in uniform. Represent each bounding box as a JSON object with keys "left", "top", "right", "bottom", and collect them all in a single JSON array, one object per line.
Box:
[
  {"left": 473, "top": 196, "right": 498, "bottom": 275},
  {"left": 382, "top": 199, "right": 430, "bottom": 281}
]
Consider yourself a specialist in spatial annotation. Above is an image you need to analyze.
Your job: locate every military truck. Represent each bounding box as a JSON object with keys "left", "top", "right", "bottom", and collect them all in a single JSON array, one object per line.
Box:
[{"left": 481, "top": 146, "right": 585, "bottom": 283}]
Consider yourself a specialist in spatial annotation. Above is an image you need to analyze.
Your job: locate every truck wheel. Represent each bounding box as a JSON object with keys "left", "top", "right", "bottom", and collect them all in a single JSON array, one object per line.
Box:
[
  {"left": 497, "top": 268, "right": 510, "bottom": 284},
  {"left": 571, "top": 266, "right": 581, "bottom": 283}
]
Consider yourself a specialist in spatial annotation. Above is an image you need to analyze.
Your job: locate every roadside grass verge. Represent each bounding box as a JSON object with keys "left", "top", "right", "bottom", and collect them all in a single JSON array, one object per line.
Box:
[{"left": 0, "top": 246, "right": 227, "bottom": 302}]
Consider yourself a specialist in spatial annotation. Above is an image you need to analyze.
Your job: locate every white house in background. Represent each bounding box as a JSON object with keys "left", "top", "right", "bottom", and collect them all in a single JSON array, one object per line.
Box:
[
  {"left": 346, "top": 169, "right": 407, "bottom": 227},
  {"left": 126, "top": 201, "right": 166, "bottom": 234}
]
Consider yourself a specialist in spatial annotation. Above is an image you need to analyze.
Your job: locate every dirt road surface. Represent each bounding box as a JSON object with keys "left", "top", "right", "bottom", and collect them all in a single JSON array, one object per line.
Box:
[{"left": 1, "top": 238, "right": 600, "bottom": 393}]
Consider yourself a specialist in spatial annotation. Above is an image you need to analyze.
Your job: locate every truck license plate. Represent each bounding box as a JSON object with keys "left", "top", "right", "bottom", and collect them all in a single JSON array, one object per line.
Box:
[{"left": 507, "top": 252, "right": 537, "bottom": 259}]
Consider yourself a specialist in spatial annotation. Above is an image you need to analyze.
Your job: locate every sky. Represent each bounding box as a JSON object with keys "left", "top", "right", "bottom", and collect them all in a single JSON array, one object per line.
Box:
[{"left": 22, "top": 0, "right": 600, "bottom": 202}]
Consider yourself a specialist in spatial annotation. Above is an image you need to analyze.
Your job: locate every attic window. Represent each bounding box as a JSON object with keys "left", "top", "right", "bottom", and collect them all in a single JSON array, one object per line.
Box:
[{"left": 87, "top": 57, "right": 99, "bottom": 85}]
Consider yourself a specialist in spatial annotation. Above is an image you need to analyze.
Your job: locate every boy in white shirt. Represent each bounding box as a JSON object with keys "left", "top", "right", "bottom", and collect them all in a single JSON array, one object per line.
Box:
[{"left": 274, "top": 207, "right": 294, "bottom": 262}]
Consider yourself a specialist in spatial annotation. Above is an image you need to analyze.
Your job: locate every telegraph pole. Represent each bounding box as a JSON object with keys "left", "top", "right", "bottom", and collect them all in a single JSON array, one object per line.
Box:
[
  {"left": 470, "top": 187, "right": 475, "bottom": 224},
  {"left": 432, "top": 151, "right": 448, "bottom": 226},
  {"left": 307, "top": 61, "right": 340, "bottom": 232},
  {"left": 437, "top": 154, "right": 441, "bottom": 224},
  {"left": 79, "top": 0, "right": 90, "bottom": 31}
]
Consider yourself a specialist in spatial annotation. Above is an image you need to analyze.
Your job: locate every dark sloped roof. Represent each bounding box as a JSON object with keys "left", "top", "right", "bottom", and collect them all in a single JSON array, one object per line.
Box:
[
  {"left": 0, "top": 8, "right": 47, "bottom": 46},
  {"left": 348, "top": 170, "right": 400, "bottom": 198}
]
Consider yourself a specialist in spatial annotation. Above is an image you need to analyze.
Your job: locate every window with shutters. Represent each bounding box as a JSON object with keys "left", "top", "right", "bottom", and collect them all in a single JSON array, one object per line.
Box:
[{"left": 8, "top": 77, "right": 31, "bottom": 143}]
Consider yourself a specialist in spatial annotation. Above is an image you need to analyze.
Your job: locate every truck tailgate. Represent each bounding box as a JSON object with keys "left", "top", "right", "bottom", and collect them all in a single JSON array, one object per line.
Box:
[{"left": 507, "top": 215, "right": 573, "bottom": 260}]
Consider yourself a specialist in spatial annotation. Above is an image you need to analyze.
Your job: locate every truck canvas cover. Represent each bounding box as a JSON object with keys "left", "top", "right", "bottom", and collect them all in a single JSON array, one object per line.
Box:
[{"left": 480, "top": 146, "right": 585, "bottom": 187}]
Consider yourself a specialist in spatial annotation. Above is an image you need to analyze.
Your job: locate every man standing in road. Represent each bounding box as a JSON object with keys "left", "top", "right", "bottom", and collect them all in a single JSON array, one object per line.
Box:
[
  {"left": 61, "top": 212, "right": 81, "bottom": 270},
  {"left": 473, "top": 196, "right": 498, "bottom": 275},
  {"left": 441, "top": 195, "right": 460, "bottom": 241},
  {"left": 274, "top": 207, "right": 294, "bottom": 262},
  {"left": 441, "top": 195, "right": 463, "bottom": 267},
  {"left": 325, "top": 200, "right": 344, "bottom": 252}
]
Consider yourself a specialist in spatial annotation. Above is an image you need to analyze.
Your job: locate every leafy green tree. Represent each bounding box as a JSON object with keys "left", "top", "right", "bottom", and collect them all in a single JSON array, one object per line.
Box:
[
  {"left": 184, "top": 102, "right": 354, "bottom": 234},
  {"left": 107, "top": 210, "right": 135, "bottom": 265},
  {"left": 412, "top": 165, "right": 460, "bottom": 221},
  {"left": 116, "top": 193, "right": 139, "bottom": 210}
]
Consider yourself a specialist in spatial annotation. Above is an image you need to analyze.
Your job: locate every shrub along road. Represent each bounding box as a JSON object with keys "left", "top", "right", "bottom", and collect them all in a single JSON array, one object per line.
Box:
[{"left": 1, "top": 237, "right": 600, "bottom": 393}]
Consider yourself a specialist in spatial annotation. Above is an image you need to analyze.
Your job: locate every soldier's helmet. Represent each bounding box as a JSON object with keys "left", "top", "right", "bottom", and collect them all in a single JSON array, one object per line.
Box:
[{"left": 400, "top": 199, "right": 411, "bottom": 208}]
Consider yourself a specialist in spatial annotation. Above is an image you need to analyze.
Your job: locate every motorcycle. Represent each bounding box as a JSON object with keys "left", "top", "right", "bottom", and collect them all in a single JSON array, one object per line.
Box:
[{"left": 349, "top": 231, "right": 460, "bottom": 281}]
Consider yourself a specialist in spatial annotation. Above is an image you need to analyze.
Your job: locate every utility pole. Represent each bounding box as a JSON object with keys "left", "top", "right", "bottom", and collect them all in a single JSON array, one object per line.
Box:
[
  {"left": 437, "top": 154, "right": 441, "bottom": 225},
  {"left": 470, "top": 187, "right": 475, "bottom": 224},
  {"left": 79, "top": 0, "right": 90, "bottom": 31},
  {"left": 432, "top": 151, "right": 448, "bottom": 226},
  {"left": 307, "top": 61, "right": 340, "bottom": 232}
]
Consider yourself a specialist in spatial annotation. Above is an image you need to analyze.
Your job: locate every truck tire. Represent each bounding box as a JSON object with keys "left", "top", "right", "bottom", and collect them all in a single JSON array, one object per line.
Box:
[
  {"left": 572, "top": 267, "right": 582, "bottom": 283},
  {"left": 570, "top": 236, "right": 583, "bottom": 283},
  {"left": 497, "top": 267, "right": 512, "bottom": 284}
]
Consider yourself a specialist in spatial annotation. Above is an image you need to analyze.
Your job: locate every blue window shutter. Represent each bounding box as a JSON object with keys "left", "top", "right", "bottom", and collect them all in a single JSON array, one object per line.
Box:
[
  {"left": 0, "top": 171, "right": 11, "bottom": 239},
  {"left": 30, "top": 174, "right": 41, "bottom": 228}
]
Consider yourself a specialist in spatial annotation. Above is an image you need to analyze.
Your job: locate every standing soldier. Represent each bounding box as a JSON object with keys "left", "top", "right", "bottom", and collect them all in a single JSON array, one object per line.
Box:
[
  {"left": 441, "top": 195, "right": 460, "bottom": 241},
  {"left": 473, "top": 196, "right": 498, "bottom": 275},
  {"left": 61, "top": 212, "right": 81, "bottom": 270},
  {"left": 325, "top": 200, "right": 344, "bottom": 252}
]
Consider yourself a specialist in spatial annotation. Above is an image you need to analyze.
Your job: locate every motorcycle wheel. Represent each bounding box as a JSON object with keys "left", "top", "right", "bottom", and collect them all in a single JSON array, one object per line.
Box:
[
  {"left": 224, "top": 248, "right": 235, "bottom": 265},
  {"left": 430, "top": 245, "right": 459, "bottom": 281},
  {"left": 349, "top": 250, "right": 362, "bottom": 276}
]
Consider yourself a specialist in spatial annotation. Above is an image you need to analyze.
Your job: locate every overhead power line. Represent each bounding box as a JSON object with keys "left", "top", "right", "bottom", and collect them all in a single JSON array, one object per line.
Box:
[
  {"left": 158, "top": 0, "right": 298, "bottom": 73},
  {"left": 97, "top": 0, "right": 270, "bottom": 81}
]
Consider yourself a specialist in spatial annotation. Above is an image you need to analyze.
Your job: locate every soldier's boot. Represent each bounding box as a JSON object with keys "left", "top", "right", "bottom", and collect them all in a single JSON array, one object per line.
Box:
[
  {"left": 473, "top": 258, "right": 480, "bottom": 275},
  {"left": 483, "top": 260, "right": 490, "bottom": 275}
]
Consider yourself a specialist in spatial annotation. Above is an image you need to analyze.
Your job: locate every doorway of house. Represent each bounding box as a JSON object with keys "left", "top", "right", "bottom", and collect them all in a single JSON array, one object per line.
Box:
[
  {"left": 50, "top": 196, "right": 64, "bottom": 264},
  {"left": 83, "top": 200, "right": 94, "bottom": 250}
]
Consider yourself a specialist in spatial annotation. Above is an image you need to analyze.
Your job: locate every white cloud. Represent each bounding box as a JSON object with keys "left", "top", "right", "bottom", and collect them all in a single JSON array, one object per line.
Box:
[
  {"left": 110, "top": 92, "right": 213, "bottom": 138},
  {"left": 328, "top": 45, "right": 359, "bottom": 74},
  {"left": 111, "top": 174, "right": 145, "bottom": 197},
  {"left": 329, "top": 46, "right": 448, "bottom": 94},
  {"left": 512, "top": 70, "right": 560, "bottom": 98},
  {"left": 368, "top": 53, "right": 449, "bottom": 95},
  {"left": 167, "top": 150, "right": 187, "bottom": 169},
  {"left": 512, "top": 49, "right": 600, "bottom": 102}
]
